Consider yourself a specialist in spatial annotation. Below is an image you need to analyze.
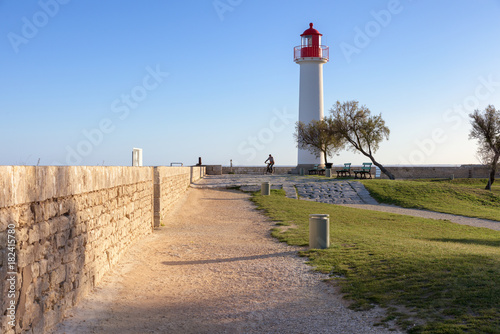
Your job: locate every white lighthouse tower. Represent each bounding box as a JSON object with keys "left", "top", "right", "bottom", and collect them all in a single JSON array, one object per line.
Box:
[{"left": 294, "top": 23, "right": 329, "bottom": 170}]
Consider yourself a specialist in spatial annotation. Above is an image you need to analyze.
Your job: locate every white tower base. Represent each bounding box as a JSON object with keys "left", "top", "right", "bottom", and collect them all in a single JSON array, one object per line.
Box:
[{"left": 296, "top": 58, "right": 327, "bottom": 170}]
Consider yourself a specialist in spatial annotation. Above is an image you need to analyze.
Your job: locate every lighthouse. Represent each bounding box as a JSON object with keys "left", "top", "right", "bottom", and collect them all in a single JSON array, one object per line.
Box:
[{"left": 294, "top": 23, "right": 329, "bottom": 170}]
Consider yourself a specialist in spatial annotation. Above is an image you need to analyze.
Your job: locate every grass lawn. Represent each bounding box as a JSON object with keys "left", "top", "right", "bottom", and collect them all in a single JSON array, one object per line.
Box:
[
  {"left": 252, "top": 189, "right": 500, "bottom": 333},
  {"left": 360, "top": 178, "right": 500, "bottom": 222}
]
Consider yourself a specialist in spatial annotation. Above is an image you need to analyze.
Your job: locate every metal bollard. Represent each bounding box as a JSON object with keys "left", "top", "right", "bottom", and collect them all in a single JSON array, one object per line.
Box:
[
  {"left": 261, "top": 182, "right": 270, "bottom": 196},
  {"left": 309, "top": 214, "right": 330, "bottom": 249},
  {"left": 325, "top": 169, "right": 331, "bottom": 178}
]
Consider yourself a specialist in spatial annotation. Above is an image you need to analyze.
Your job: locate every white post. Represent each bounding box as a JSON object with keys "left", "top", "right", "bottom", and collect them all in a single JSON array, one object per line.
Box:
[
  {"left": 309, "top": 214, "right": 330, "bottom": 249},
  {"left": 132, "top": 148, "right": 143, "bottom": 166},
  {"left": 261, "top": 182, "right": 270, "bottom": 196}
]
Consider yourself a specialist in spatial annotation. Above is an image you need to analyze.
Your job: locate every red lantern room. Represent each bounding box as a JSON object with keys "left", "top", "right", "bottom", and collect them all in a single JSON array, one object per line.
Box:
[{"left": 294, "top": 23, "right": 329, "bottom": 61}]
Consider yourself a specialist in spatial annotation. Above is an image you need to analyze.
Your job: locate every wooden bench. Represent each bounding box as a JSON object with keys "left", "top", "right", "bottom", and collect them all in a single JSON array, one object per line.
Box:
[
  {"left": 308, "top": 164, "right": 326, "bottom": 175},
  {"left": 354, "top": 163, "right": 372, "bottom": 179},
  {"left": 336, "top": 163, "right": 351, "bottom": 178}
]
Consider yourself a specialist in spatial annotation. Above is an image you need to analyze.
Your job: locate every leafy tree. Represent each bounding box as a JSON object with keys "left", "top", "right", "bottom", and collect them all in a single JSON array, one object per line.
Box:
[
  {"left": 469, "top": 105, "right": 500, "bottom": 190},
  {"left": 330, "top": 100, "right": 395, "bottom": 180},
  {"left": 294, "top": 119, "right": 344, "bottom": 164}
]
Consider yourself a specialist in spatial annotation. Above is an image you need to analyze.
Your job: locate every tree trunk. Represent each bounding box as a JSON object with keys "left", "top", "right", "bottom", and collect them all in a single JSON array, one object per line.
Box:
[
  {"left": 369, "top": 156, "right": 395, "bottom": 180},
  {"left": 351, "top": 141, "right": 395, "bottom": 180},
  {"left": 323, "top": 149, "right": 328, "bottom": 165},
  {"left": 485, "top": 153, "right": 499, "bottom": 190}
]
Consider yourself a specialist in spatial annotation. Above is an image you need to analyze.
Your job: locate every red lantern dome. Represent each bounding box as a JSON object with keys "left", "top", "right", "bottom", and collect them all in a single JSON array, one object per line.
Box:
[{"left": 301, "top": 22, "right": 322, "bottom": 37}]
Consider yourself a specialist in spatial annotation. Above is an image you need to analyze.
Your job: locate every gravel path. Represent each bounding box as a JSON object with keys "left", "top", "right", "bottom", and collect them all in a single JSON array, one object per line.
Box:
[{"left": 52, "top": 188, "right": 402, "bottom": 333}]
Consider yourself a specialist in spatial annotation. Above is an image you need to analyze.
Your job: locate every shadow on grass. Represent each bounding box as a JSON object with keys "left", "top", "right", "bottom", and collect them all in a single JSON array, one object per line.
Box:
[{"left": 427, "top": 238, "right": 500, "bottom": 247}]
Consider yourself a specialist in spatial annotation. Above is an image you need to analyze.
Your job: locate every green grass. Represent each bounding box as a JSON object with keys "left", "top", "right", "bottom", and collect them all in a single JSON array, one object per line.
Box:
[
  {"left": 252, "top": 190, "right": 500, "bottom": 333},
  {"left": 360, "top": 178, "right": 500, "bottom": 222}
]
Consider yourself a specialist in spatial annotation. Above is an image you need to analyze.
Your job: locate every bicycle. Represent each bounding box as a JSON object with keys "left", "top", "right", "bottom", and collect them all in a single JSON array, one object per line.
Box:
[{"left": 264, "top": 163, "right": 275, "bottom": 175}]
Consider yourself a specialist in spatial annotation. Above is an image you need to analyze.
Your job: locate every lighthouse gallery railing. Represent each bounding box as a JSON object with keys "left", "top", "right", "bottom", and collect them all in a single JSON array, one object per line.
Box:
[{"left": 293, "top": 45, "right": 329, "bottom": 61}]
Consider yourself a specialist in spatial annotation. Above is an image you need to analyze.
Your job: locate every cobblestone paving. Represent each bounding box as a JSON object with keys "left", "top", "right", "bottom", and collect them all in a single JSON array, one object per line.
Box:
[{"left": 192, "top": 175, "right": 377, "bottom": 205}]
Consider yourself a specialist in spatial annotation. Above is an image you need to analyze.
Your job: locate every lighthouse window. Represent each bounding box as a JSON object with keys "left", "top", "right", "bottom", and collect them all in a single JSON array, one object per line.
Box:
[{"left": 302, "top": 36, "right": 312, "bottom": 47}]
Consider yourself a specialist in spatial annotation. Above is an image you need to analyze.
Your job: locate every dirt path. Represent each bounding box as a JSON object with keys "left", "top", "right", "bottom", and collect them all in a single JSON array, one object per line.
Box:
[{"left": 52, "top": 188, "right": 401, "bottom": 333}]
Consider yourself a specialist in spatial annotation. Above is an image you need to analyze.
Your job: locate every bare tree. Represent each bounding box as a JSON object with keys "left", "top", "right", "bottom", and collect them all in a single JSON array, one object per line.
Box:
[
  {"left": 469, "top": 105, "right": 500, "bottom": 190},
  {"left": 330, "top": 100, "right": 395, "bottom": 180},
  {"left": 294, "top": 119, "right": 344, "bottom": 164}
]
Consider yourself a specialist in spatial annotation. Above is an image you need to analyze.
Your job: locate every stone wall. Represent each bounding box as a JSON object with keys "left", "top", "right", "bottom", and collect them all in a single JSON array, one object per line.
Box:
[
  {"left": 221, "top": 166, "right": 295, "bottom": 175},
  {"left": 0, "top": 166, "right": 204, "bottom": 334},
  {"left": 378, "top": 165, "right": 500, "bottom": 179},
  {"left": 153, "top": 167, "right": 205, "bottom": 227},
  {"left": 204, "top": 165, "right": 222, "bottom": 175},
  {"left": 220, "top": 165, "right": 499, "bottom": 179}
]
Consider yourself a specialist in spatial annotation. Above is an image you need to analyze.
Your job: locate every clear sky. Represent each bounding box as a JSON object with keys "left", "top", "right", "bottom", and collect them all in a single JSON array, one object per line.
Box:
[{"left": 1, "top": 0, "right": 499, "bottom": 167}]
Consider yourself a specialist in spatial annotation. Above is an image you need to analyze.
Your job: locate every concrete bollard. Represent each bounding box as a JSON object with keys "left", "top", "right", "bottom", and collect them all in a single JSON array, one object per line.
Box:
[
  {"left": 261, "top": 182, "right": 270, "bottom": 196},
  {"left": 325, "top": 169, "right": 331, "bottom": 178},
  {"left": 309, "top": 214, "right": 330, "bottom": 249}
]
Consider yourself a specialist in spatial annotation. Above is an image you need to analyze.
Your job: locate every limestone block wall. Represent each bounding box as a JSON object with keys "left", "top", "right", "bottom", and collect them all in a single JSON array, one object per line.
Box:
[
  {"left": 221, "top": 166, "right": 295, "bottom": 175},
  {"left": 153, "top": 166, "right": 205, "bottom": 227},
  {"left": 219, "top": 165, "right": 499, "bottom": 179},
  {"left": 378, "top": 165, "right": 500, "bottom": 179},
  {"left": 204, "top": 165, "right": 222, "bottom": 175},
  {"left": 0, "top": 165, "right": 204, "bottom": 334}
]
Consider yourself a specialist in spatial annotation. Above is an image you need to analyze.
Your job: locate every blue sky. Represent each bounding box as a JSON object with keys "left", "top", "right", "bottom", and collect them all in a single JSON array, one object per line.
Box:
[{"left": 1, "top": 0, "right": 499, "bottom": 166}]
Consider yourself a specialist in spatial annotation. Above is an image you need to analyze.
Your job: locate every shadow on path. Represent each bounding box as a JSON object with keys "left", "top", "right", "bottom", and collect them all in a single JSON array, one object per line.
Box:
[{"left": 162, "top": 251, "right": 297, "bottom": 266}]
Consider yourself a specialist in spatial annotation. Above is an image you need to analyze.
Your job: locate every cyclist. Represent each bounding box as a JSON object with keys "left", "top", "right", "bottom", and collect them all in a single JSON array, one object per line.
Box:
[{"left": 264, "top": 154, "right": 275, "bottom": 174}]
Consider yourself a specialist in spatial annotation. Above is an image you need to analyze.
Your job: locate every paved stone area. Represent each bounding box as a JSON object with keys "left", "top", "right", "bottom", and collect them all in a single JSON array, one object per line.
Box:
[{"left": 192, "top": 175, "right": 377, "bottom": 205}]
